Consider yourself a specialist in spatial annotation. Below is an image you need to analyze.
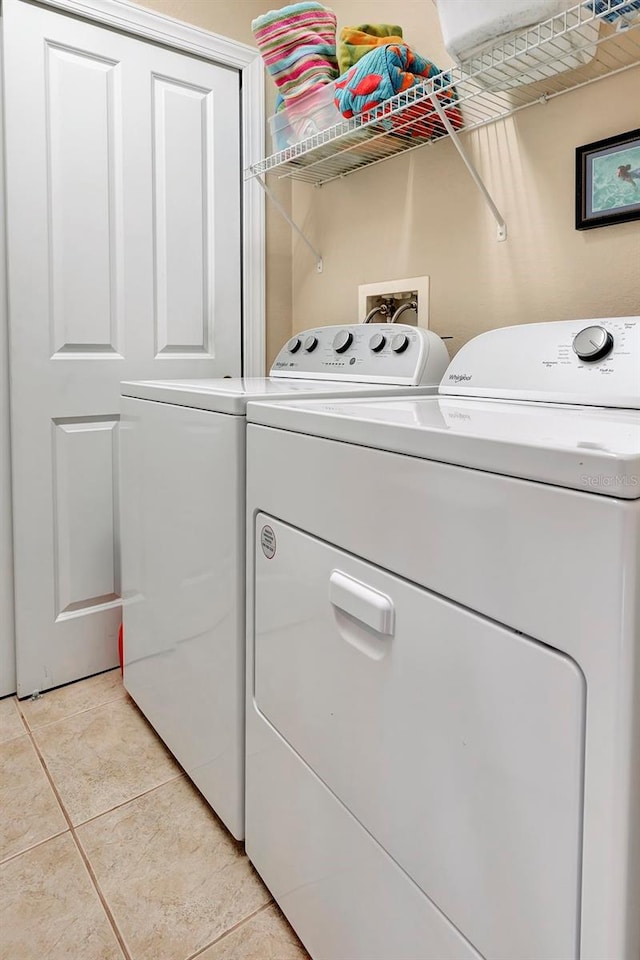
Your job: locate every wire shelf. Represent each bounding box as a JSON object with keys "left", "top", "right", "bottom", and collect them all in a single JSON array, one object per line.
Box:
[{"left": 245, "top": 0, "right": 640, "bottom": 186}]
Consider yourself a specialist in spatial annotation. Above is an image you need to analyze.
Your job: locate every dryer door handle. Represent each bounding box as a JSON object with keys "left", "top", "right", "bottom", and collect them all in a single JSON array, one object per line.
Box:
[{"left": 329, "top": 570, "right": 395, "bottom": 636}]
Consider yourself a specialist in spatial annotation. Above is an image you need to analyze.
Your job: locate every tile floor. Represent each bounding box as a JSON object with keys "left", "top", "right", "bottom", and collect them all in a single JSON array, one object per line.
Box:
[{"left": 0, "top": 669, "right": 309, "bottom": 960}]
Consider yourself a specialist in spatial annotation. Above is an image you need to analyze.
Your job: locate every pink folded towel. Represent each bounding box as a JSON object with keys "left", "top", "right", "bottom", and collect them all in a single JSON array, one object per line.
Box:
[{"left": 252, "top": 2, "right": 338, "bottom": 107}]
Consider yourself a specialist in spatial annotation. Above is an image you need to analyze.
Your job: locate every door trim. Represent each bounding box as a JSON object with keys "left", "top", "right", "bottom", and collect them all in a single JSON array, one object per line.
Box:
[
  {"left": 32, "top": 0, "right": 266, "bottom": 375},
  {"left": 0, "top": 21, "right": 17, "bottom": 695}
]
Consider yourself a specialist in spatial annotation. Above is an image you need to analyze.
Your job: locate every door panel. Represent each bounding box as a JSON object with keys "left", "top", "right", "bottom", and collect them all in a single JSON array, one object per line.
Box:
[
  {"left": 3, "top": 0, "right": 241, "bottom": 695},
  {"left": 254, "top": 514, "right": 586, "bottom": 960},
  {"left": 47, "top": 43, "right": 122, "bottom": 358},
  {"left": 152, "top": 75, "right": 216, "bottom": 357},
  {"left": 52, "top": 418, "right": 119, "bottom": 616}
]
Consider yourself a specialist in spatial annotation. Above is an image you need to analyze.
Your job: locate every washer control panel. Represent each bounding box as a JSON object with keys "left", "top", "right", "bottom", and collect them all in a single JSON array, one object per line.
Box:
[
  {"left": 440, "top": 317, "right": 640, "bottom": 408},
  {"left": 271, "top": 324, "right": 450, "bottom": 386}
]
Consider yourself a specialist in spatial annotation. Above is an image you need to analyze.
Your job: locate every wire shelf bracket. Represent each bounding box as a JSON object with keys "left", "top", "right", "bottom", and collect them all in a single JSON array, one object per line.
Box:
[
  {"left": 428, "top": 93, "right": 507, "bottom": 241},
  {"left": 255, "top": 174, "right": 323, "bottom": 273}
]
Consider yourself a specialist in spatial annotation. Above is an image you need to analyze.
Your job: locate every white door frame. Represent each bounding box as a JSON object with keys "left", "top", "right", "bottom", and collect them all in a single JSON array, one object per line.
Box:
[
  {"left": 34, "top": 0, "right": 266, "bottom": 377},
  {"left": 0, "top": 21, "right": 17, "bottom": 697}
]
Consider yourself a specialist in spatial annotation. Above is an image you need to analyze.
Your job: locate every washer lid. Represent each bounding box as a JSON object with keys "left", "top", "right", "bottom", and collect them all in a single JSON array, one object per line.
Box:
[
  {"left": 246, "top": 395, "right": 640, "bottom": 498},
  {"left": 120, "top": 377, "right": 439, "bottom": 415}
]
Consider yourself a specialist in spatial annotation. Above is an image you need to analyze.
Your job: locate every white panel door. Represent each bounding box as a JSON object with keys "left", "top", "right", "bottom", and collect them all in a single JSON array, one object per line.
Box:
[{"left": 3, "top": 0, "right": 241, "bottom": 697}]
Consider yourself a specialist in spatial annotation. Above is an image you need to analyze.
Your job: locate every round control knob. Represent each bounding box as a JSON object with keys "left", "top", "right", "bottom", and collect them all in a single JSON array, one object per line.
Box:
[
  {"left": 370, "top": 333, "right": 386, "bottom": 353},
  {"left": 304, "top": 335, "right": 318, "bottom": 352},
  {"left": 391, "top": 333, "right": 410, "bottom": 354},
  {"left": 572, "top": 325, "right": 614, "bottom": 363},
  {"left": 333, "top": 330, "right": 354, "bottom": 354},
  {"left": 287, "top": 337, "right": 301, "bottom": 354}
]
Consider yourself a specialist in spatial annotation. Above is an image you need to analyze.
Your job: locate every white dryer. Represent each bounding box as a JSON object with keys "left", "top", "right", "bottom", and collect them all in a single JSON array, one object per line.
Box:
[
  {"left": 119, "top": 324, "right": 449, "bottom": 840},
  {"left": 244, "top": 318, "right": 640, "bottom": 959}
]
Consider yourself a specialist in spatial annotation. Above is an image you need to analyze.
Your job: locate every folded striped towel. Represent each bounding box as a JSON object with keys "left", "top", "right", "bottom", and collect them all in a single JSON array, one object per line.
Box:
[
  {"left": 334, "top": 44, "right": 463, "bottom": 140},
  {"left": 338, "top": 24, "right": 404, "bottom": 74},
  {"left": 252, "top": 2, "right": 338, "bottom": 107}
]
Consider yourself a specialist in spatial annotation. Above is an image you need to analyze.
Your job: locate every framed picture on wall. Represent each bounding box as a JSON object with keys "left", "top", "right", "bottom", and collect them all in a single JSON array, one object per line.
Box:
[{"left": 575, "top": 128, "right": 640, "bottom": 230}]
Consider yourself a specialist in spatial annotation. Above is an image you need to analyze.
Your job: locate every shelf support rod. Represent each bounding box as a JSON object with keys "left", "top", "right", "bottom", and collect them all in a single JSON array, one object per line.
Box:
[
  {"left": 428, "top": 94, "right": 507, "bottom": 242},
  {"left": 255, "top": 174, "right": 323, "bottom": 272}
]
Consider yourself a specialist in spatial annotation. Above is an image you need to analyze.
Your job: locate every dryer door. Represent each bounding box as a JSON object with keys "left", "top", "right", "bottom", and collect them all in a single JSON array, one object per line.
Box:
[{"left": 253, "top": 514, "right": 585, "bottom": 960}]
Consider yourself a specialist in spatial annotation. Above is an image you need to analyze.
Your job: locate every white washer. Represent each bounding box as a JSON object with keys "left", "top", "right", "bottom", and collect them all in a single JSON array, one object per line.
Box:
[
  {"left": 244, "top": 317, "right": 640, "bottom": 960},
  {"left": 119, "top": 324, "right": 449, "bottom": 840}
]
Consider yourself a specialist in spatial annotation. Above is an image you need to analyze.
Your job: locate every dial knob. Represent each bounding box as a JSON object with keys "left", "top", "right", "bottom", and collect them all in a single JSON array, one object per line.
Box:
[
  {"left": 572, "top": 325, "right": 614, "bottom": 363},
  {"left": 391, "top": 333, "right": 409, "bottom": 354},
  {"left": 370, "top": 333, "right": 386, "bottom": 353},
  {"left": 333, "top": 330, "right": 354, "bottom": 354},
  {"left": 304, "top": 335, "right": 318, "bottom": 352},
  {"left": 287, "top": 337, "right": 301, "bottom": 354}
]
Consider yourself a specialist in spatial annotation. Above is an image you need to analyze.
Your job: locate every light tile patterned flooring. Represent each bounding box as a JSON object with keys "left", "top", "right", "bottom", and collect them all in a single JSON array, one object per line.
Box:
[{"left": 0, "top": 669, "right": 309, "bottom": 960}]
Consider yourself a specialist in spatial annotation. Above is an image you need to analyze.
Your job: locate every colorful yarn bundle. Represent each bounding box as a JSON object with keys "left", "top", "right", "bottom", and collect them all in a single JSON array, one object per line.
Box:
[
  {"left": 252, "top": 2, "right": 339, "bottom": 108},
  {"left": 334, "top": 44, "right": 463, "bottom": 140}
]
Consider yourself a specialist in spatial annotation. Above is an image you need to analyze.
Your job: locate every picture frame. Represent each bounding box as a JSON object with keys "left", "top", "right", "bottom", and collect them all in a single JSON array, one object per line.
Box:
[{"left": 575, "top": 128, "right": 640, "bottom": 230}]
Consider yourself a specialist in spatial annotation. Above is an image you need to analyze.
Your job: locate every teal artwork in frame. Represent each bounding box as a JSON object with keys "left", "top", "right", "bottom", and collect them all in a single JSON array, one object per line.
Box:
[{"left": 576, "top": 128, "right": 640, "bottom": 230}]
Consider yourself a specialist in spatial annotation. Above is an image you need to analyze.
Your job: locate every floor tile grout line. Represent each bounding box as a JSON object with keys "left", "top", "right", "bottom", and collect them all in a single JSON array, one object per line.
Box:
[
  {"left": 18, "top": 717, "right": 134, "bottom": 960},
  {"left": 15, "top": 689, "right": 184, "bottom": 828},
  {"left": 72, "top": 828, "right": 133, "bottom": 960},
  {"left": 184, "top": 900, "right": 276, "bottom": 960},
  {"left": 13, "top": 667, "right": 121, "bottom": 716},
  {"left": 17, "top": 689, "right": 129, "bottom": 733},
  {"left": 74, "top": 773, "right": 272, "bottom": 960},
  {"left": 0, "top": 741, "right": 180, "bottom": 864},
  {"left": 73, "top": 772, "right": 186, "bottom": 829},
  {"left": 0, "top": 827, "right": 70, "bottom": 868},
  {"left": 17, "top": 712, "right": 89, "bottom": 829},
  {"left": 0, "top": 729, "right": 29, "bottom": 747},
  {"left": 0, "top": 696, "right": 30, "bottom": 742},
  {"left": 8, "top": 679, "right": 294, "bottom": 960},
  {"left": 16, "top": 695, "right": 183, "bottom": 830}
]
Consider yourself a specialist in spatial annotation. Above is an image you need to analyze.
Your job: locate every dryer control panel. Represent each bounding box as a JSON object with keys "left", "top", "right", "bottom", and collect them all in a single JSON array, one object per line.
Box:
[
  {"left": 270, "top": 324, "right": 450, "bottom": 387},
  {"left": 440, "top": 317, "right": 640, "bottom": 409}
]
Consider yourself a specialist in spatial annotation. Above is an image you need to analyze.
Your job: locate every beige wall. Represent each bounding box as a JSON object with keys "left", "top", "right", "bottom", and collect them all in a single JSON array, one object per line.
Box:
[
  {"left": 134, "top": 0, "right": 639, "bottom": 363},
  {"left": 291, "top": 0, "right": 640, "bottom": 354},
  {"left": 133, "top": 0, "right": 265, "bottom": 48}
]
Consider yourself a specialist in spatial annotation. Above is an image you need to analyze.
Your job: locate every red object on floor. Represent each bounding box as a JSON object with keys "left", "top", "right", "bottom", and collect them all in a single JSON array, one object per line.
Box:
[{"left": 118, "top": 624, "right": 124, "bottom": 675}]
